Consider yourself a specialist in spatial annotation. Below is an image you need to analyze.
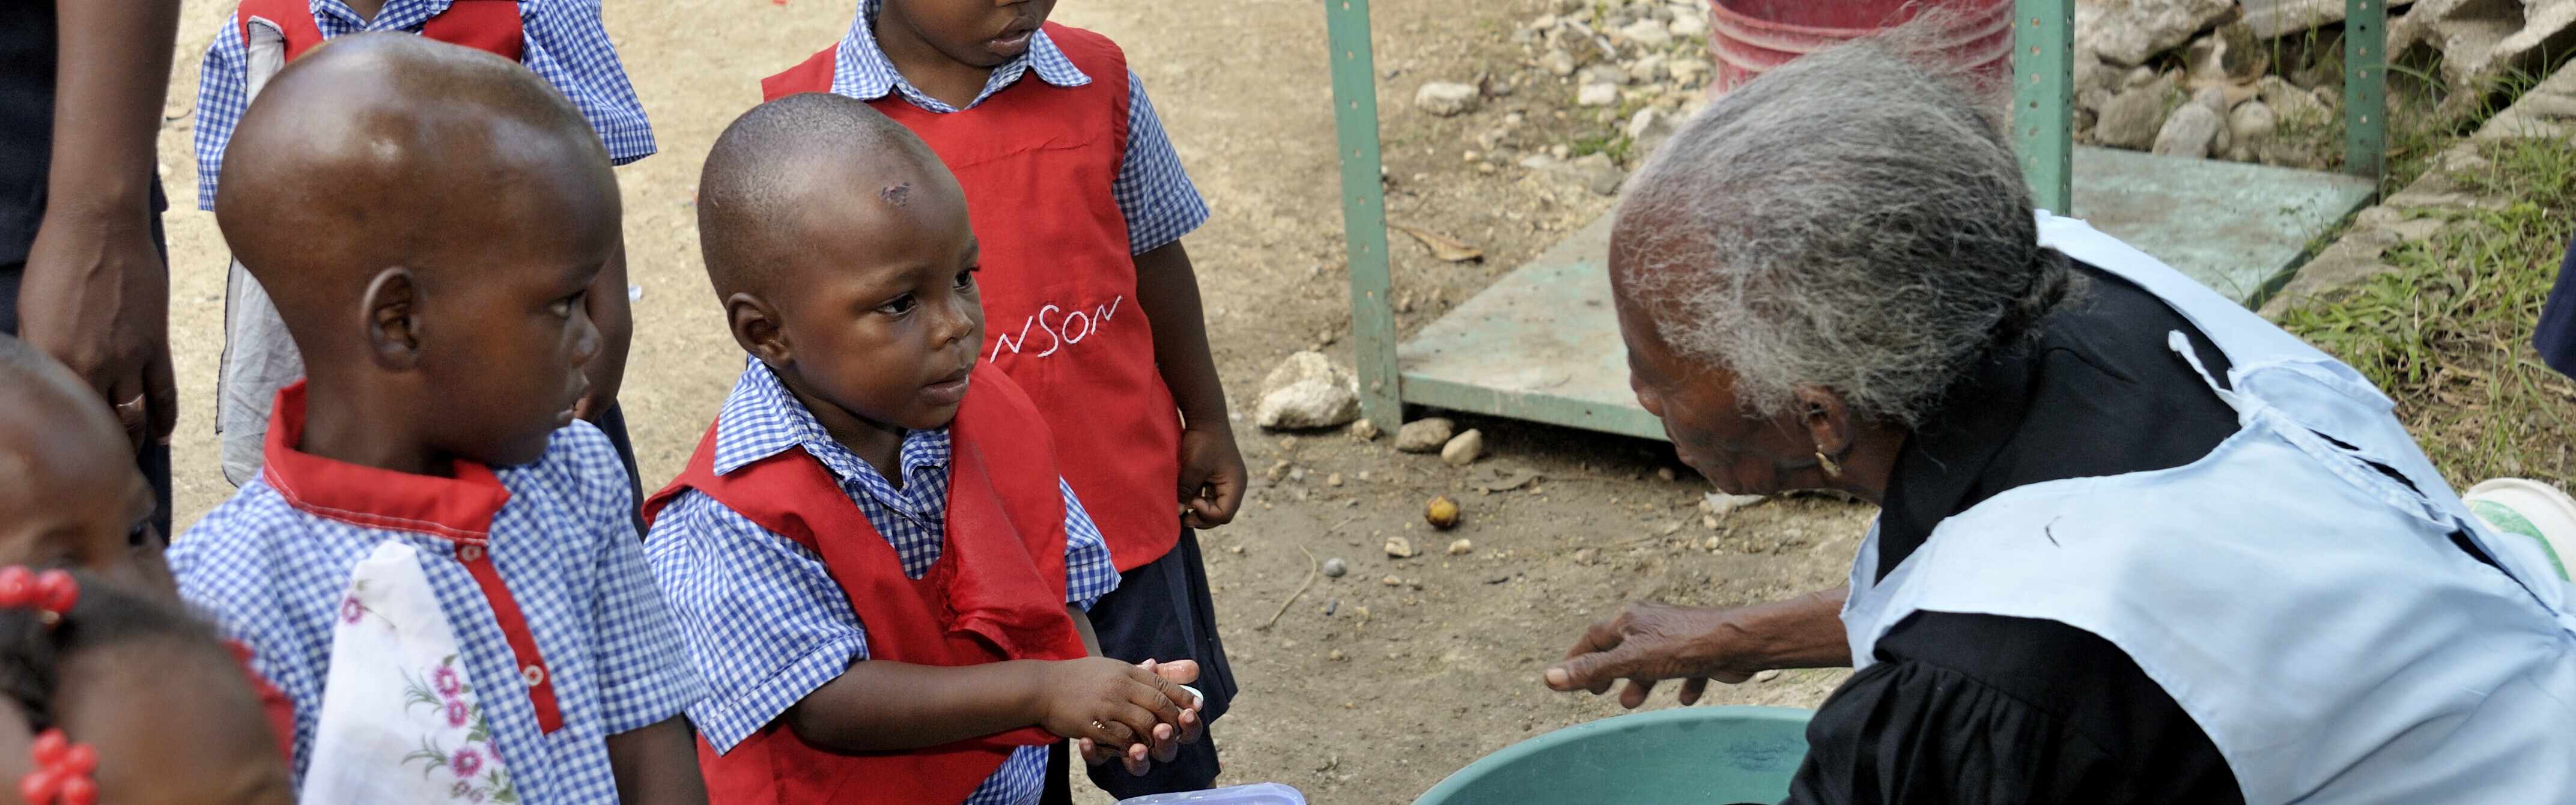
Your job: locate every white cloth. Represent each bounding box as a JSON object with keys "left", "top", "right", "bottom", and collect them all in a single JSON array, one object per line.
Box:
[
  {"left": 214, "top": 17, "right": 306, "bottom": 487},
  {"left": 300, "top": 542, "right": 518, "bottom": 804},
  {"left": 1842, "top": 214, "right": 2576, "bottom": 805}
]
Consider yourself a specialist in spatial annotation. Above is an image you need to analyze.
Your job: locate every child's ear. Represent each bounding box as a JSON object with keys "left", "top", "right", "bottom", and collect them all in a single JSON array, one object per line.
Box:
[
  {"left": 360, "top": 268, "right": 424, "bottom": 371},
  {"left": 726, "top": 292, "right": 792, "bottom": 366}
]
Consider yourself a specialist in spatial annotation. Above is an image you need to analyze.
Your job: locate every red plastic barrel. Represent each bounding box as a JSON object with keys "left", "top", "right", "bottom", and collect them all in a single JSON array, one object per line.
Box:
[{"left": 1704, "top": 0, "right": 2016, "bottom": 97}]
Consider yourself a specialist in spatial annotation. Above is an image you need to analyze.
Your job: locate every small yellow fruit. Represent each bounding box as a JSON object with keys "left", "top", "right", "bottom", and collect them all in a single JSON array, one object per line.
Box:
[{"left": 1425, "top": 496, "right": 1462, "bottom": 529}]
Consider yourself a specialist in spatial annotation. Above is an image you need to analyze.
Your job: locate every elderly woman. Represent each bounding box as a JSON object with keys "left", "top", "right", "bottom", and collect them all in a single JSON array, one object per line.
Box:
[{"left": 1546, "top": 40, "right": 2576, "bottom": 804}]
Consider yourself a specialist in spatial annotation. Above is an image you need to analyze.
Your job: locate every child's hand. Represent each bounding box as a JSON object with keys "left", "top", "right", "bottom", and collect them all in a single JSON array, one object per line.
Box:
[
  {"left": 1177, "top": 426, "right": 1244, "bottom": 529},
  {"left": 1037, "top": 656, "right": 1197, "bottom": 768},
  {"left": 1077, "top": 658, "right": 1205, "bottom": 775}
]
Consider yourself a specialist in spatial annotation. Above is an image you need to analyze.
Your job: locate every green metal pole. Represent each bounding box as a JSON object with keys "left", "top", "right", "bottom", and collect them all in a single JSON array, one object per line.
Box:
[
  {"left": 2344, "top": 0, "right": 2387, "bottom": 178},
  {"left": 2012, "top": 0, "right": 2074, "bottom": 214},
  {"left": 1325, "top": 0, "right": 1402, "bottom": 433}
]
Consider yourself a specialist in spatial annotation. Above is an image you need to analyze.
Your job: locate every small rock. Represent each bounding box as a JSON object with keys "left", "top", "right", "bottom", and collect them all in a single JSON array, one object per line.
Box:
[
  {"left": 1703, "top": 536, "right": 1724, "bottom": 551},
  {"left": 1327, "top": 472, "right": 1344, "bottom": 487},
  {"left": 1266, "top": 461, "right": 1290, "bottom": 484},
  {"left": 1425, "top": 496, "right": 1461, "bottom": 529},
  {"left": 2076, "top": 86, "right": 2116, "bottom": 114},
  {"left": 2079, "top": 0, "right": 2237, "bottom": 66},
  {"left": 1617, "top": 18, "right": 1671, "bottom": 48},
  {"left": 2152, "top": 91, "right": 2225, "bottom": 157},
  {"left": 1384, "top": 536, "right": 1417, "bottom": 559},
  {"left": 1396, "top": 418, "right": 1454, "bottom": 452},
  {"left": 1540, "top": 49, "right": 1577, "bottom": 77},
  {"left": 1447, "top": 538, "right": 1474, "bottom": 555},
  {"left": 1572, "top": 548, "right": 1597, "bottom": 565},
  {"left": 1255, "top": 351, "right": 1361, "bottom": 430},
  {"left": 2229, "top": 100, "right": 2275, "bottom": 145},
  {"left": 1668, "top": 7, "right": 1707, "bottom": 37},
  {"left": 1279, "top": 436, "right": 1299, "bottom": 451},
  {"left": 2094, "top": 74, "right": 2174, "bottom": 150},
  {"left": 1565, "top": 153, "right": 1623, "bottom": 195},
  {"left": 1753, "top": 669, "right": 1782, "bottom": 683},
  {"left": 1329, "top": 649, "right": 1346, "bottom": 661},
  {"left": 1347, "top": 419, "right": 1381, "bottom": 440},
  {"left": 1322, "top": 557, "right": 1348, "bottom": 577},
  {"left": 2122, "top": 65, "right": 2158, "bottom": 90},
  {"left": 1578, "top": 64, "right": 1629, "bottom": 87},
  {"left": 1656, "top": 467, "right": 1676, "bottom": 482},
  {"left": 2256, "top": 76, "right": 2330, "bottom": 126},
  {"left": 1576, "top": 82, "right": 1620, "bottom": 106},
  {"left": 1414, "top": 81, "right": 1481, "bottom": 117},
  {"left": 1441, "top": 430, "right": 1485, "bottom": 466},
  {"left": 1701, "top": 492, "right": 1765, "bottom": 517},
  {"left": 1703, "top": 515, "right": 1719, "bottom": 530},
  {"left": 1289, "top": 467, "right": 1307, "bottom": 482},
  {"left": 1381, "top": 574, "right": 1405, "bottom": 586}
]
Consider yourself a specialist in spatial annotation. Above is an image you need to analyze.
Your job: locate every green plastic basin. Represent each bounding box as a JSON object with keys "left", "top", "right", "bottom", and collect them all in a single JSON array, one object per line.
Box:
[{"left": 1412, "top": 706, "right": 1814, "bottom": 805}]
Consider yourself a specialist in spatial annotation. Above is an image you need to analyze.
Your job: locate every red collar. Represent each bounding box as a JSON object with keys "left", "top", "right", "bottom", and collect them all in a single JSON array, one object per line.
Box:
[{"left": 260, "top": 381, "right": 511, "bottom": 543}]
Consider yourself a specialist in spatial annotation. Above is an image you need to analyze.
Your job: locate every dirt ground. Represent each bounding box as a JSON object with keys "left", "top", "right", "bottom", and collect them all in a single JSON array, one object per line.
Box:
[{"left": 152, "top": 1, "right": 1869, "bottom": 801}]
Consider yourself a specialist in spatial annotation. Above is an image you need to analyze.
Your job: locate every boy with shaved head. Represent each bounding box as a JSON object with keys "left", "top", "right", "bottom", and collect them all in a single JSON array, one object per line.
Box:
[
  {"left": 641, "top": 93, "right": 1201, "bottom": 805},
  {"left": 168, "top": 34, "right": 706, "bottom": 805}
]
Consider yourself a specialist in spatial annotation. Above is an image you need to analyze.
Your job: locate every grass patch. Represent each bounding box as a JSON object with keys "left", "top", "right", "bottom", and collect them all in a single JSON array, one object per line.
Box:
[{"left": 2278, "top": 136, "right": 2576, "bottom": 487}]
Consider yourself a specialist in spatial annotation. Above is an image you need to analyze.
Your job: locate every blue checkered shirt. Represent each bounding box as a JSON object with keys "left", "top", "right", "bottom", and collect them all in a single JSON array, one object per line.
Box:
[
  {"left": 169, "top": 420, "right": 704, "bottom": 805},
  {"left": 827, "top": 1, "right": 1207, "bottom": 254},
  {"left": 192, "top": 0, "right": 656, "bottom": 210},
  {"left": 644, "top": 360, "right": 1119, "bottom": 805}
]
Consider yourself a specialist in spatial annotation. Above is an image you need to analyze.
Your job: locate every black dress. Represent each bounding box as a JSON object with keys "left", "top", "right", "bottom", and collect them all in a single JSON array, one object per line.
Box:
[{"left": 1784, "top": 261, "right": 2249, "bottom": 805}]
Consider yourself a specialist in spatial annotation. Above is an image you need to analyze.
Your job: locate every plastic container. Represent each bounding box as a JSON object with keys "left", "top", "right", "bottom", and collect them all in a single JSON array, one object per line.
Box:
[
  {"left": 1412, "top": 706, "right": 1814, "bottom": 805},
  {"left": 2464, "top": 478, "right": 2576, "bottom": 581},
  {"left": 1704, "top": 0, "right": 2016, "bottom": 97},
  {"left": 1116, "top": 783, "right": 1305, "bottom": 805}
]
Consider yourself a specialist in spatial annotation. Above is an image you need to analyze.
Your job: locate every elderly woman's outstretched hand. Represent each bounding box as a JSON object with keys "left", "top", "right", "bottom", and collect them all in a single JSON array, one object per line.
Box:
[{"left": 1543, "top": 588, "right": 1855, "bottom": 708}]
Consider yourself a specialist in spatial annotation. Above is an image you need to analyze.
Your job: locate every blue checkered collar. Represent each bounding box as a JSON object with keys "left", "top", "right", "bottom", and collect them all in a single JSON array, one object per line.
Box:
[
  {"left": 713, "top": 359, "right": 951, "bottom": 491},
  {"left": 831, "top": 0, "right": 1092, "bottom": 112},
  {"left": 303, "top": 0, "right": 457, "bottom": 33}
]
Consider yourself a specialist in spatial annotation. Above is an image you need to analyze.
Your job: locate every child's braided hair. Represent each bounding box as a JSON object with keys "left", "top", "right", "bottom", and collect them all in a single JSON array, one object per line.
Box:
[{"left": 0, "top": 570, "right": 223, "bottom": 732}]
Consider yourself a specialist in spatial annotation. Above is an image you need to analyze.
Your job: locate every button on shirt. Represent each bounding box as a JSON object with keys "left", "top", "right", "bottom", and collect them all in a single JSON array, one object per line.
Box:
[
  {"left": 191, "top": 0, "right": 655, "bottom": 210},
  {"left": 645, "top": 360, "right": 1120, "bottom": 805},
  {"left": 828, "top": 0, "right": 1208, "bottom": 254},
  {"left": 171, "top": 419, "right": 705, "bottom": 805}
]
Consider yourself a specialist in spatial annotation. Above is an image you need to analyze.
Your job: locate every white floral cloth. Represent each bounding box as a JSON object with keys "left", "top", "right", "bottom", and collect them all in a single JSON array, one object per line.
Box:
[{"left": 300, "top": 542, "right": 517, "bottom": 803}]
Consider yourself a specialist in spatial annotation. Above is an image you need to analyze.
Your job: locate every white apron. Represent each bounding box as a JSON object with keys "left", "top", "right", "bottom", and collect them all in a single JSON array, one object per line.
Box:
[
  {"left": 299, "top": 542, "right": 519, "bottom": 804},
  {"left": 1842, "top": 214, "right": 2576, "bottom": 804}
]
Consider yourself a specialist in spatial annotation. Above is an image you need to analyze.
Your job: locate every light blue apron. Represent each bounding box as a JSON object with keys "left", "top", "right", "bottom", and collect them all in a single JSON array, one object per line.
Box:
[{"left": 1841, "top": 215, "right": 2576, "bottom": 804}]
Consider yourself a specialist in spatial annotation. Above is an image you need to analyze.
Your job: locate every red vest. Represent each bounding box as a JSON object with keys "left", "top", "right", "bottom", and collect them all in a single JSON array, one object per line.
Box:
[
  {"left": 765, "top": 24, "right": 1184, "bottom": 571},
  {"left": 235, "top": 0, "right": 524, "bottom": 62},
  {"left": 642, "top": 364, "right": 1089, "bottom": 805}
]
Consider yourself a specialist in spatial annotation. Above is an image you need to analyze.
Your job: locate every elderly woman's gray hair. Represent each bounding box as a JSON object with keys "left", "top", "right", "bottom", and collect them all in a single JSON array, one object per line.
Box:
[{"left": 1617, "top": 38, "right": 2072, "bottom": 426}]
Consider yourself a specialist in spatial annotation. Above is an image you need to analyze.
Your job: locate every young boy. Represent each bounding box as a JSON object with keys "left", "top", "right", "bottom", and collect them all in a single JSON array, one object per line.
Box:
[
  {"left": 193, "top": 0, "right": 652, "bottom": 495},
  {"left": 0, "top": 333, "right": 167, "bottom": 580},
  {"left": 168, "top": 35, "right": 705, "bottom": 804},
  {"left": 761, "top": 4, "right": 1242, "bottom": 794},
  {"left": 642, "top": 94, "right": 1201, "bottom": 805}
]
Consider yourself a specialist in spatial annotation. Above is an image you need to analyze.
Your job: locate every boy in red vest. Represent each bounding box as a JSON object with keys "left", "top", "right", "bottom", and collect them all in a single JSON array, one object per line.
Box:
[
  {"left": 642, "top": 94, "right": 1204, "bottom": 805},
  {"left": 760, "top": 3, "right": 1242, "bottom": 795},
  {"left": 192, "top": 0, "right": 654, "bottom": 505}
]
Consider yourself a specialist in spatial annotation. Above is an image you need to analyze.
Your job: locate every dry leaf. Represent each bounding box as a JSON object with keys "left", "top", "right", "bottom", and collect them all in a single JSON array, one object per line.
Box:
[{"left": 1391, "top": 223, "right": 1485, "bottom": 262}]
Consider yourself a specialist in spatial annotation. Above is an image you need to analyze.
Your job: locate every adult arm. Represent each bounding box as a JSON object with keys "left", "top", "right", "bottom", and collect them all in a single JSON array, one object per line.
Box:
[
  {"left": 1543, "top": 587, "right": 1852, "bottom": 708},
  {"left": 22, "top": 0, "right": 181, "bottom": 446},
  {"left": 605, "top": 715, "right": 706, "bottom": 805},
  {"left": 577, "top": 239, "right": 631, "bottom": 422},
  {"left": 1132, "top": 241, "right": 1244, "bottom": 528}
]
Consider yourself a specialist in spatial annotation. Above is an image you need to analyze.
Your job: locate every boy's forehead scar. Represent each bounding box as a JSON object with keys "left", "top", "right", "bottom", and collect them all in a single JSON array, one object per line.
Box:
[{"left": 879, "top": 182, "right": 911, "bottom": 207}]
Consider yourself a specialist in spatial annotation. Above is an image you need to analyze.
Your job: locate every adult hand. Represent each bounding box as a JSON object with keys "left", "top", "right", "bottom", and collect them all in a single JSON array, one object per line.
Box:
[
  {"left": 1176, "top": 425, "right": 1244, "bottom": 529},
  {"left": 20, "top": 209, "right": 172, "bottom": 450},
  {"left": 1543, "top": 588, "right": 1853, "bottom": 709}
]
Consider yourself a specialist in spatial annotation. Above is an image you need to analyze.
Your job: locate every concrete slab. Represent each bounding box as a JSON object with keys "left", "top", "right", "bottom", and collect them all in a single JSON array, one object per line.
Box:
[
  {"left": 2068, "top": 145, "right": 2378, "bottom": 303},
  {"left": 1396, "top": 148, "right": 2375, "bottom": 440}
]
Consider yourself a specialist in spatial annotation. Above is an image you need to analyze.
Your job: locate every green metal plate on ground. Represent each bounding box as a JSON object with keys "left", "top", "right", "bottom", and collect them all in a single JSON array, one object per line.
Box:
[
  {"left": 2069, "top": 145, "right": 2377, "bottom": 303},
  {"left": 1395, "top": 149, "right": 2375, "bottom": 442}
]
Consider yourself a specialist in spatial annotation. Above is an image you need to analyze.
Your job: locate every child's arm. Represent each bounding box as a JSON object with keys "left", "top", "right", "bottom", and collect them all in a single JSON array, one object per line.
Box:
[
  {"left": 1133, "top": 242, "right": 1247, "bottom": 528},
  {"left": 606, "top": 715, "right": 705, "bottom": 805},
  {"left": 780, "top": 654, "right": 1195, "bottom": 753}
]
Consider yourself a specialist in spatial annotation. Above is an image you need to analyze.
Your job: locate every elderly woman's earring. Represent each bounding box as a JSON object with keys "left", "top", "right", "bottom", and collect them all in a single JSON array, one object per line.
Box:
[{"left": 1815, "top": 450, "right": 1844, "bottom": 479}]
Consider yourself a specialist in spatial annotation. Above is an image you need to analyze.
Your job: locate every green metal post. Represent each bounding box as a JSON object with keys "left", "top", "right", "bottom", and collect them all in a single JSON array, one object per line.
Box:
[
  {"left": 2012, "top": 0, "right": 2074, "bottom": 214},
  {"left": 2344, "top": 0, "right": 2387, "bottom": 178},
  {"left": 1325, "top": 0, "right": 1402, "bottom": 433}
]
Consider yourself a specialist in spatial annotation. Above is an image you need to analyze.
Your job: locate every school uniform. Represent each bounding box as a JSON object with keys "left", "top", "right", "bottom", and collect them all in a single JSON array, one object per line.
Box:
[
  {"left": 192, "top": 0, "right": 654, "bottom": 490},
  {"left": 641, "top": 359, "right": 1120, "bottom": 805},
  {"left": 764, "top": 8, "right": 1231, "bottom": 794},
  {"left": 169, "top": 381, "right": 704, "bottom": 804}
]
